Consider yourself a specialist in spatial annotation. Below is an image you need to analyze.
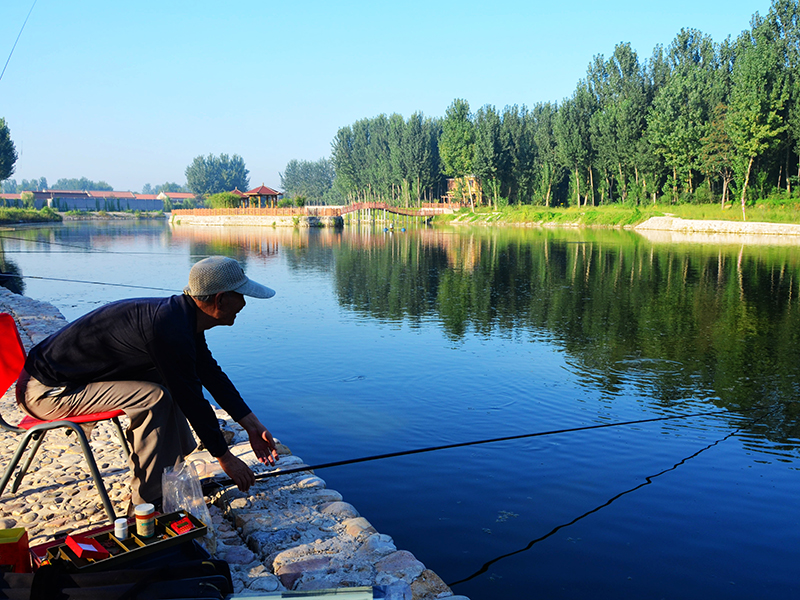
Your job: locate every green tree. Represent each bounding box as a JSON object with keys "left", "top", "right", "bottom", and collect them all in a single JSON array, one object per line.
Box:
[
  {"left": 331, "top": 125, "right": 358, "bottom": 200},
  {"left": 205, "top": 191, "right": 243, "bottom": 208},
  {"left": 528, "top": 103, "right": 558, "bottom": 205},
  {"left": 439, "top": 99, "right": 475, "bottom": 179},
  {"left": 728, "top": 14, "right": 788, "bottom": 218},
  {"left": 156, "top": 182, "right": 186, "bottom": 194},
  {"left": 700, "top": 104, "right": 737, "bottom": 207},
  {"left": 555, "top": 83, "right": 595, "bottom": 206},
  {"left": 53, "top": 177, "right": 113, "bottom": 191},
  {"left": 400, "top": 112, "right": 441, "bottom": 205},
  {"left": 766, "top": 0, "right": 800, "bottom": 193},
  {"left": 587, "top": 44, "right": 649, "bottom": 204},
  {"left": 647, "top": 29, "right": 724, "bottom": 201},
  {"left": 185, "top": 153, "right": 250, "bottom": 197},
  {"left": 0, "top": 118, "right": 19, "bottom": 182},
  {"left": 280, "top": 158, "right": 336, "bottom": 204},
  {"left": 331, "top": 113, "right": 442, "bottom": 205},
  {"left": 473, "top": 104, "right": 506, "bottom": 208}
]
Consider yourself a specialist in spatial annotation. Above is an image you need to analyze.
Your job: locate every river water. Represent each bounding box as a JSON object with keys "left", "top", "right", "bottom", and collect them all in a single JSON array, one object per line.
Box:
[{"left": 2, "top": 220, "right": 800, "bottom": 599}]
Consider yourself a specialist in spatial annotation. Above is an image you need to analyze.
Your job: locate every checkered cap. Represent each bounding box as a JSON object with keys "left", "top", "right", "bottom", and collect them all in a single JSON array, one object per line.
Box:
[{"left": 184, "top": 256, "right": 275, "bottom": 299}]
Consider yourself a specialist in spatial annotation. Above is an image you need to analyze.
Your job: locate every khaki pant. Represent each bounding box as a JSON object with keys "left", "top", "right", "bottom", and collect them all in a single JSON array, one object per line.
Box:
[{"left": 16, "top": 370, "right": 197, "bottom": 505}]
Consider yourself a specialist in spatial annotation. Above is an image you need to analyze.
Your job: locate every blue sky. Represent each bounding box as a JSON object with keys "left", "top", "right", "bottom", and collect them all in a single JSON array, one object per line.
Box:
[{"left": 0, "top": 0, "right": 772, "bottom": 193}]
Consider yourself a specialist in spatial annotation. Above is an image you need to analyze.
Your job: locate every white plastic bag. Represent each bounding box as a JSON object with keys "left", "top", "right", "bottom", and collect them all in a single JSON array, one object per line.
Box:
[{"left": 162, "top": 460, "right": 217, "bottom": 555}]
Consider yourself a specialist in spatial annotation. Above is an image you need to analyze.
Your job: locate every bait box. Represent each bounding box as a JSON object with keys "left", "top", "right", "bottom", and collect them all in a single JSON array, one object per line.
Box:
[{"left": 33, "top": 511, "right": 206, "bottom": 571}]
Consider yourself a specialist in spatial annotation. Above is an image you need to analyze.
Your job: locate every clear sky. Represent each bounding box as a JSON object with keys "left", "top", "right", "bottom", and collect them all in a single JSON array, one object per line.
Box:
[{"left": 0, "top": 0, "right": 773, "bottom": 193}]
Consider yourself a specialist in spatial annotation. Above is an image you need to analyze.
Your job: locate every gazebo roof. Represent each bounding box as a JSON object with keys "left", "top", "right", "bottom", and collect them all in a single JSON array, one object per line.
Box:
[
  {"left": 230, "top": 188, "right": 245, "bottom": 197},
  {"left": 244, "top": 184, "right": 281, "bottom": 197}
]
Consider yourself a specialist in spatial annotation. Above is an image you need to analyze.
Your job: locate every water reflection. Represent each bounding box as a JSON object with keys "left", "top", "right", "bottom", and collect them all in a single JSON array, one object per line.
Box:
[
  {"left": 174, "top": 224, "right": 800, "bottom": 451},
  {"left": 6, "top": 223, "right": 799, "bottom": 447},
  {"left": 4, "top": 221, "right": 800, "bottom": 597},
  {"left": 0, "top": 251, "right": 24, "bottom": 294}
]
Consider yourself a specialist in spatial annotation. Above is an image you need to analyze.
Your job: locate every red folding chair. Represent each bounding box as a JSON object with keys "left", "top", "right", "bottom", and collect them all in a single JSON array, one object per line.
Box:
[{"left": 0, "top": 312, "right": 130, "bottom": 523}]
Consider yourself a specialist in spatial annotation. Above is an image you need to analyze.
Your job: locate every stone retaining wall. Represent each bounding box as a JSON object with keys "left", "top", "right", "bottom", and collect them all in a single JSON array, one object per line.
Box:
[
  {"left": 634, "top": 216, "right": 800, "bottom": 237},
  {"left": 0, "top": 288, "right": 465, "bottom": 599},
  {"left": 170, "top": 214, "right": 343, "bottom": 228}
]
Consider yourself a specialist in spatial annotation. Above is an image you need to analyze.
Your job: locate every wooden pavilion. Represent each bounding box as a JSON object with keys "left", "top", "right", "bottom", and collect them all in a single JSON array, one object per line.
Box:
[{"left": 243, "top": 184, "right": 282, "bottom": 208}]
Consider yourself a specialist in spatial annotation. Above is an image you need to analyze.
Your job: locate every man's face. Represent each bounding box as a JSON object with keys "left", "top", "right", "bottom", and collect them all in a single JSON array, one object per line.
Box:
[{"left": 216, "top": 291, "right": 246, "bottom": 326}]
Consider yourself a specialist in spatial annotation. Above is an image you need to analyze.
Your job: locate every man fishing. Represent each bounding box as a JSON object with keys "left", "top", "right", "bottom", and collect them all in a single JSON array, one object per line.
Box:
[{"left": 15, "top": 255, "right": 279, "bottom": 509}]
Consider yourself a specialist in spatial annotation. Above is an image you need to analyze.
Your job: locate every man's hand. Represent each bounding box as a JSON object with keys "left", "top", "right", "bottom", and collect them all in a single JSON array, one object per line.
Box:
[
  {"left": 217, "top": 450, "right": 255, "bottom": 492},
  {"left": 238, "top": 412, "right": 279, "bottom": 466}
]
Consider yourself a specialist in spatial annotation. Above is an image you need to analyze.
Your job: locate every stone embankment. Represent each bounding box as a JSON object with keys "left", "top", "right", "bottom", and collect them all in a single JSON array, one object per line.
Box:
[
  {"left": 170, "top": 214, "right": 343, "bottom": 228},
  {"left": 634, "top": 215, "right": 800, "bottom": 236},
  {"left": 0, "top": 288, "right": 466, "bottom": 599},
  {"left": 633, "top": 216, "right": 800, "bottom": 245}
]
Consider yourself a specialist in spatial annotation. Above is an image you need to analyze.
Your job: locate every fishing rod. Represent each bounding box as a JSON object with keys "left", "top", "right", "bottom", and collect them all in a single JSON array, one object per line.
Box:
[{"left": 209, "top": 407, "right": 755, "bottom": 488}]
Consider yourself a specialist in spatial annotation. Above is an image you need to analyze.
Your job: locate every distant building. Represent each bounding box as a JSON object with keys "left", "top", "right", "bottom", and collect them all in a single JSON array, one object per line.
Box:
[
  {"left": 0, "top": 189, "right": 189, "bottom": 211},
  {"left": 443, "top": 176, "right": 482, "bottom": 205}
]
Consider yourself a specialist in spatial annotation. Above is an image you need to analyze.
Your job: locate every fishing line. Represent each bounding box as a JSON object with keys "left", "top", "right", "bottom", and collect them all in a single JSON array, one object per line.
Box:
[
  {"left": 0, "top": 234, "right": 211, "bottom": 256},
  {"left": 0, "top": 234, "right": 130, "bottom": 253},
  {"left": 0, "top": 272, "right": 178, "bottom": 293},
  {"left": 210, "top": 407, "right": 763, "bottom": 488},
  {"left": 447, "top": 405, "right": 777, "bottom": 587},
  {"left": 0, "top": 0, "right": 37, "bottom": 84}
]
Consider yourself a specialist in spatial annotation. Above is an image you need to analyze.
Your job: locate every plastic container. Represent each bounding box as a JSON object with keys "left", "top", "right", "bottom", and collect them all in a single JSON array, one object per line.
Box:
[
  {"left": 134, "top": 503, "right": 155, "bottom": 538},
  {"left": 114, "top": 518, "right": 129, "bottom": 540}
]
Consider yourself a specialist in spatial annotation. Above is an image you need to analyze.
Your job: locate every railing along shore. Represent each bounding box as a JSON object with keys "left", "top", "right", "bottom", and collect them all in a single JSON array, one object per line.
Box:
[{"left": 172, "top": 202, "right": 464, "bottom": 218}]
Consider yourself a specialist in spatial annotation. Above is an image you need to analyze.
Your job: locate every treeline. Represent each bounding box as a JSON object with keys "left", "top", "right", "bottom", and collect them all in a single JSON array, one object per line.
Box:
[
  {"left": 331, "top": 112, "right": 442, "bottom": 206},
  {"left": 328, "top": 0, "right": 800, "bottom": 212},
  {"left": 1, "top": 177, "right": 113, "bottom": 193},
  {"left": 280, "top": 158, "right": 339, "bottom": 205}
]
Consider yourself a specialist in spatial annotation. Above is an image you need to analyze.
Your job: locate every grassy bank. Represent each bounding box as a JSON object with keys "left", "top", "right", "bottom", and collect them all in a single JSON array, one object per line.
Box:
[
  {"left": 436, "top": 199, "right": 800, "bottom": 227},
  {"left": 0, "top": 207, "right": 62, "bottom": 225}
]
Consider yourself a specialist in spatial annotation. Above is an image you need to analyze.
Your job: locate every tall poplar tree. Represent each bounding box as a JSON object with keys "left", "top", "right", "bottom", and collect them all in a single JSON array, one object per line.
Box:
[
  {"left": 647, "top": 29, "right": 723, "bottom": 200},
  {"left": 502, "top": 104, "right": 537, "bottom": 204},
  {"left": 439, "top": 99, "right": 475, "bottom": 179},
  {"left": 555, "top": 83, "right": 595, "bottom": 206},
  {"left": 473, "top": 105, "right": 505, "bottom": 207},
  {"left": 530, "top": 103, "right": 560, "bottom": 206},
  {"left": 728, "top": 14, "right": 788, "bottom": 218}
]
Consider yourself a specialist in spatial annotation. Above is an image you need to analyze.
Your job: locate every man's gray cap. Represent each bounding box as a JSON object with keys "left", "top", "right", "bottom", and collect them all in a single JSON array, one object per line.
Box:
[{"left": 184, "top": 256, "right": 275, "bottom": 299}]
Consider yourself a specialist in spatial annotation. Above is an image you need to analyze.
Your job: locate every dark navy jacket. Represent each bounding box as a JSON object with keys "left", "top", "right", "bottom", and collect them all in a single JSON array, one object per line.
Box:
[{"left": 24, "top": 294, "right": 249, "bottom": 457}]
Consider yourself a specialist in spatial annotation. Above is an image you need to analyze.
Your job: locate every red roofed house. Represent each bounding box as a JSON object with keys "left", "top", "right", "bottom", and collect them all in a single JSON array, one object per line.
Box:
[{"left": 243, "top": 185, "right": 282, "bottom": 208}]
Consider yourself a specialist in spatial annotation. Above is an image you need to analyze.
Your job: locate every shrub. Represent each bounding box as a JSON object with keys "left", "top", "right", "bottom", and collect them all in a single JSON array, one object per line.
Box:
[{"left": 206, "top": 192, "right": 242, "bottom": 209}]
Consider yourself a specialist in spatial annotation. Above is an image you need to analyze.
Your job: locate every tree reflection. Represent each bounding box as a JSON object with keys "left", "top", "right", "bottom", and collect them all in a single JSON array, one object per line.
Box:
[
  {"left": 0, "top": 243, "right": 24, "bottom": 294},
  {"left": 331, "top": 228, "right": 800, "bottom": 441}
]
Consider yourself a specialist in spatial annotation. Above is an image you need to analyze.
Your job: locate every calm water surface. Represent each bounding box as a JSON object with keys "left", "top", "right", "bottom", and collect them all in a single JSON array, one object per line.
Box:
[{"left": 2, "top": 220, "right": 800, "bottom": 599}]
